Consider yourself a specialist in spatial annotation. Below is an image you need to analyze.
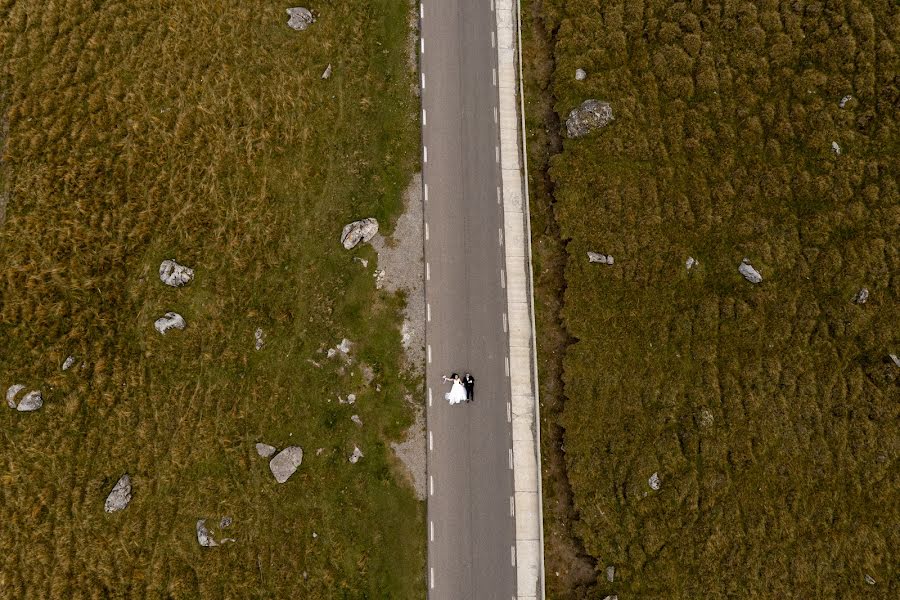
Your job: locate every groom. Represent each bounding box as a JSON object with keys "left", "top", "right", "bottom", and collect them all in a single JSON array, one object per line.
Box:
[{"left": 463, "top": 373, "right": 475, "bottom": 403}]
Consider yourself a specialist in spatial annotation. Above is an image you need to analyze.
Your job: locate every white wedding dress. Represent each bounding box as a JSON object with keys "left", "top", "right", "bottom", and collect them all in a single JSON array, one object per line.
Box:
[{"left": 445, "top": 380, "right": 468, "bottom": 405}]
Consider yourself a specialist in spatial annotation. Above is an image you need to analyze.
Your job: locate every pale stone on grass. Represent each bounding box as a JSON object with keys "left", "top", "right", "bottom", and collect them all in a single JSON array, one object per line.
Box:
[
  {"left": 649, "top": 472, "right": 661, "bottom": 491},
  {"left": 738, "top": 258, "right": 762, "bottom": 284},
  {"left": 575, "top": 68, "right": 587, "bottom": 81},
  {"left": 269, "top": 446, "right": 303, "bottom": 483},
  {"left": 686, "top": 257, "right": 697, "bottom": 270},
  {"left": 254, "top": 327, "right": 265, "bottom": 350},
  {"left": 351, "top": 414, "right": 362, "bottom": 426},
  {"left": 852, "top": 288, "right": 869, "bottom": 304},
  {"left": 154, "top": 312, "right": 186, "bottom": 334},
  {"left": 196, "top": 519, "right": 218, "bottom": 547},
  {"left": 349, "top": 446, "right": 364, "bottom": 464},
  {"left": 340, "top": 218, "right": 379, "bottom": 249},
  {"left": 104, "top": 474, "right": 132, "bottom": 513},
  {"left": 256, "top": 443, "right": 277, "bottom": 458},
  {"left": 832, "top": 141, "right": 841, "bottom": 155},
  {"left": 62, "top": 355, "right": 76, "bottom": 371},
  {"left": 286, "top": 7, "right": 315, "bottom": 31},
  {"left": 321, "top": 63, "right": 332, "bottom": 79},
  {"left": 566, "top": 99, "right": 614, "bottom": 138},
  {"left": 159, "top": 259, "right": 194, "bottom": 287},
  {"left": 16, "top": 390, "right": 43, "bottom": 412},
  {"left": 6, "top": 384, "right": 25, "bottom": 409},
  {"left": 588, "top": 252, "right": 614, "bottom": 265}
]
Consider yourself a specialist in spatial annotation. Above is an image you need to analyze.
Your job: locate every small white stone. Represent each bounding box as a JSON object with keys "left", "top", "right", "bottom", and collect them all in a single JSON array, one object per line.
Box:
[
  {"left": 649, "top": 472, "right": 661, "bottom": 491},
  {"left": 349, "top": 446, "right": 364, "bottom": 464},
  {"left": 154, "top": 312, "right": 186, "bottom": 334},
  {"left": 351, "top": 414, "right": 363, "bottom": 426},
  {"left": 831, "top": 141, "right": 841, "bottom": 155},
  {"left": 686, "top": 257, "right": 697, "bottom": 271},
  {"left": 6, "top": 384, "right": 25, "bottom": 409},
  {"left": 62, "top": 356, "right": 76, "bottom": 371},
  {"left": 255, "top": 443, "right": 277, "bottom": 458}
]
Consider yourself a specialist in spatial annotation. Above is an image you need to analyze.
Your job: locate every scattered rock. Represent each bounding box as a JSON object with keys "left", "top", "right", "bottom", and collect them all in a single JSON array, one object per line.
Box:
[
  {"left": 269, "top": 446, "right": 303, "bottom": 483},
  {"left": 575, "top": 68, "right": 587, "bottom": 81},
  {"left": 256, "top": 443, "right": 277, "bottom": 458},
  {"left": 686, "top": 257, "right": 697, "bottom": 271},
  {"left": 220, "top": 516, "right": 232, "bottom": 529},
  {"left": 286, "top": 7, "right": 315, "bottom": 31},
  {"left": 327, "top": 348, "right": 337, "bottom": 358},
  {"left": 649, "top": 472, "right": 661, "bottom": 491},
  {"left": 587, "top": 252, "right": 614, "bottom": 265},
  {"left": 349, "top": 446, "right": 364, "bottom": 464},
  {"left": 196, "top": 519, "right": 218, "bottom": 547},
  {"left": 341, "top": 218, "right": 379, "bottom": 249},
  {"left": 154, "top": 312, "right": 186, "bottom": 334},
  {"left": 606, "top": 566, "right": 615, "bottom": 582},
  {"left": 852, "top": 288, "right": 869, "bottom": 304},
  {"left": 832, "top": 141, "right": 841, "bottom": 155},
  {"left": 839, "top": 94, "right": 852, "bottom": 108},
  {"left": 353, "top": 256, "right": 369, "bottom": 268},
  {"left": 738, "top": 258, "right": 762, "bottom": 284},
  {"left": 254, "top": 327, "right": 265, "bottom": 351},
  {"left": 6, "top": 384, "right": 25, "bottom": 409},
  {"left": 865, "top": 574, "right": 876, "bottom": 585},
  {"left": 889, "top": 354, "right": 900, "bottom": 368},
  {"left": 700, "top": 408, "right": 714, "bottom": 427},
  {"left": 565, "top": 99, "right": 614, "bottom": 138},
  {"left": 104, "top": 474, "right": 132, "bottom": 513},
  {"left": 602, "top": 596, "right": 618, "bottom": 600},
  {"left": 351, "top": 414, "right": 363, "bottom": 426},
  {"left": 16, "top": 390, "right": 43, "bottom": 412},
  {"left": 62, "top": 356, "right": 76, "bottom": 371},
  {"left": 316, "top": 447, "right": 325, "bottom": 456},
  {"left": 340, "top": 393, "right": 356, "bottom": 405},
  {"left": 373, "top": 269, "right": 385, "bottom": 289},
  {"left": 159, "top": 259, "right": 194, "bottom": 287},
  {"left": 321, "top": 63, "right": 332, "bottom": 79}
]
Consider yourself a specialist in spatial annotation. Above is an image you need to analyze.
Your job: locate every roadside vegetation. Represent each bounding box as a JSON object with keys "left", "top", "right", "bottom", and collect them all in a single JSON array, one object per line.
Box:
[
  {"left": 0, "top": 1, "right": 423, "bottom": 597},
  {"left": 524, "top": 0, "right": 898, "bottom": 597}
]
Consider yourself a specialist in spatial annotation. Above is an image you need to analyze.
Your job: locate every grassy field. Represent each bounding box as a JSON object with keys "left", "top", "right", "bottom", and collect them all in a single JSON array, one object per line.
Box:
[
  {"left": 524, "top": 0, "right": 898, "bottom": 597},
  {"left": 0, "top": 1, "right": 424, "bottom": 598}
]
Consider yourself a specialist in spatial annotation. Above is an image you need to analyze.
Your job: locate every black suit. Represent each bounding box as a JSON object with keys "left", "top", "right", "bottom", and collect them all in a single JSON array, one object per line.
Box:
[{"left": 463, "top": 375, "right": 475, "bottom": 402}]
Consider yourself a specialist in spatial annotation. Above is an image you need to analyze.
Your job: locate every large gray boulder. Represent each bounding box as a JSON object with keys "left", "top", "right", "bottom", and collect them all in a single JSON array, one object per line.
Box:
[
  {"left": 104, "top": 474, "right": 132, "bottom": 513},
  {"left": 159, "top": 259, "right": 194, "bottom": 287},
  {"left": 341, "top": 218, "right": 379, "bottom": 249},
  {"left": 286, "top": 7, "right": 315, "bottom": 31},
  {"left": 154, "top": 312, "right": 186, "bottom": 334},
  {"left": 16, "top": 390, "right": 43, "bottom": 412},
  {"left": 269, "top": 446, "right": 303, "bottom": 483},
  {"left": 738, "top": 258, "right": 762, "bottom": 284},
  {"left": 566, "top": 100, "right": 614, "bottom": 138},
  {"left": 6, "top": 384, "right": 25, "bottom": 409}
]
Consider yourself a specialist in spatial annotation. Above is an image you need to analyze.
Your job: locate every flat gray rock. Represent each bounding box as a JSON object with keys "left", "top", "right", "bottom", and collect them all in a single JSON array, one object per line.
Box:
[
  {"left": 17, "top": 390, "right": 43, "bottom": 412},
  {"left": 154, "top": 312, "right": 186, "bottom": 334},
  {"left": 738, "top": 258, "right": 762, "bottom": 284},
  {"left": 686, "top": 257, "right": 697, "bottom": 271},
  {"left": 159, "top": 259, "right": 194, "bottom": 287},
  {"left": 341, "top": 218, "right": 379, "bottom": 249},
  {"left": 832, "top": 141, "right": 841, "bottom": 155},
  {"left": 6, "top": 384, "right": 25, "bottom": 409},
  {"left": 256, "top": 443, "right": 277, "bottom": 458},
  {"left": 852, "top": 288, "right": 869, "bottom": 304},
  {"left": 269, "top": 446, "right": 303, "bottom": 483},
  {"left": 349, "top": 446, "right": 364, "bottom": 464},
  {"left": 889, "top": 354, "right": 900, "bottom": 368},
  {"left": 351, "top": 414, "right": 363, "bottom": 426},
  {"left": 254, "top": 327, "right": 265, "bottom": 351},
  {"left": 322, "top": 63, "right": 332, "bottom": 79},
  {"left": 62, "top": 355, "right": 76, "bottom": 371},
  {"left": 649, "top": 472, "right": 661, "bottom": 491},
  {"left": 839, "top": 95, "right": 852, "bottom": 108},
  {"left": 575, "top": 68, "right": 587, "bottom": 81},
  {"left": 104, "top": 474, "right": 132, "bottom": 513},
  {"left": 566, "top": 100, "right": 614, "bottom": 138},
  {"left": 286, "top": 7, "right": 315, "bottom": 31}
]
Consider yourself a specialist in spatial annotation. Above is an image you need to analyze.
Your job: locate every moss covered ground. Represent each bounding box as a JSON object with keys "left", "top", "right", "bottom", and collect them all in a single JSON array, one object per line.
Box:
[
  {"left": 523, "top": 0, "right": 898, "bottom": 597},
  {"left": 0, "top": 1, "right": 423, "bottom": 597}
]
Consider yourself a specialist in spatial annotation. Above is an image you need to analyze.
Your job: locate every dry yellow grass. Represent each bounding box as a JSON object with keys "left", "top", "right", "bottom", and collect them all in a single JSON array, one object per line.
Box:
[{"left": 0, "top": 1, "right": 423, "bottom": 597}]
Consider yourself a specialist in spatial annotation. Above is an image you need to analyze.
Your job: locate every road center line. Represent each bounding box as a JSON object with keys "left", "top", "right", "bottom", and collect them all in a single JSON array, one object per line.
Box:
[
  {"left": 430, "top": 521, "right": 434, "bottom": 541},
  {"left": 425, "top": 222, "right": 429, "bottom": 241},
  {"left": 427, "top": 344, "right": 432, "bottom": 363},
  {"left": 502, "top": 312, "right": 507, "bottom": 332},
  {"left": 491, "top": 30, "right": 495, "bottom": 48},
  {"left": 420, "top": 38, "right": 424, "bottom": 54},
  {"left": 430, "top": 567, "right": 434, "bottom": 589},
  {"left": 421, "top": 72, "right": 425, "bottom": 89},
  {"left": 429, "top": 431, "right": 433, "bottom": 451},
  {"left": 419, "top": 3, "right": 423, "bottom": 19},
  {"left": 492, "top": 67, "right": 496, "bottom": 86},
  {"left": 427, "top": 303, "right": 431, "bottom": 321},
  {"left": 511, "top": 546, "right": 516, "bottom": 566},
  {"left": 493, "top": 106, "right": 498, "bottom": 123},
  {"left": 508, "top": 449, "right": 513, "bottom": 469},
  {"left": 430, "top": 475, "right": 434, "bottom": 495},
  {"left": 498, "top": 227, "right": 503, "bottom": 246},
  {"left": 505, "top": 355, "right": 510, "bottom": 376},
  {"left": 496, "top": 185, "right": 501, "bottom": 204},
  {"left": 422, "top": 108, "right": 426, "bottom": 126},
  {"left": 428, "top": 387, "right": 432, "bottom": 406},
  {"left": 510, "top": 496, "right": 515, "bottom": 517},
  {"left": 424, "top": 183, "right": 429, "bottom": 202},
  {"left": 423, "top": 146, "right": 427, "bottom": 163},
  {"left": 426, "top": 262, "right": 430, "bottom": 280},
  {"left": 500, "top": 268, "right": 505, "bottom": 288},
  {"left": 495, "top": 145, "right": 500, "bottom": 163},
  {"left": 507, "top": 401, "right": 511, "bottom": 423}
]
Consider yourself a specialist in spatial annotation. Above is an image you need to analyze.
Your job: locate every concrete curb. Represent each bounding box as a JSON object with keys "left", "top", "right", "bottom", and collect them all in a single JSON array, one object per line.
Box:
[{"left": 494, "top": 0, "right": 546, "bottom": 598}]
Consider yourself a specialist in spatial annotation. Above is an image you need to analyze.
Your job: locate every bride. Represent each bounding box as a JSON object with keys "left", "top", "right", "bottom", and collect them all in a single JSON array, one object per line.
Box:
[{"left": 443, "top": 373, "right": 468, "bottom": 405}]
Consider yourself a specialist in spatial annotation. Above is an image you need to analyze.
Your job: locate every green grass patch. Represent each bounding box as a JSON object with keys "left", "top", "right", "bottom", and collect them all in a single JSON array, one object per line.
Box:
[
  {"left": 527, "top": 0, "right": 898, "bottom": 597},
  {"left": 0, "top": 1, "right": 423, "bottom": 597}
]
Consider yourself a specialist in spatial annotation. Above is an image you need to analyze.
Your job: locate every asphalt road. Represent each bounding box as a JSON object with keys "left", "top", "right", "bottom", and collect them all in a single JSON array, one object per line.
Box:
[{"left": 421, "top": 0, "right": 517, "bottom": 598}]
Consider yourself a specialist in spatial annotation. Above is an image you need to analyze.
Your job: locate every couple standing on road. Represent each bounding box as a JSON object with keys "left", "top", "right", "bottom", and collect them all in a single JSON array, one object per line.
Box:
[{"left": 442, "top": 373, "right": 475, "bottom": 405}]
